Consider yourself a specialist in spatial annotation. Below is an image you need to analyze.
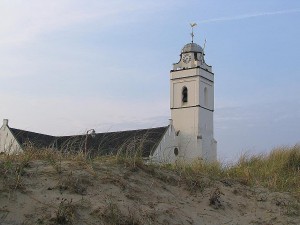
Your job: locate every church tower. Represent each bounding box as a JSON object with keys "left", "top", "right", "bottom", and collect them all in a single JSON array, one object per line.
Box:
[{"left": 170, "top": 32, "right": 217, "bottom": 162}]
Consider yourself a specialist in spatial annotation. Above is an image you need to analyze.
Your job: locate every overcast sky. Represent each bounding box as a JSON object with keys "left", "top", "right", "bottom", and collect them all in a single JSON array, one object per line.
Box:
[{"left": 1, "top": 0, "right": 299, "bottom": 161}]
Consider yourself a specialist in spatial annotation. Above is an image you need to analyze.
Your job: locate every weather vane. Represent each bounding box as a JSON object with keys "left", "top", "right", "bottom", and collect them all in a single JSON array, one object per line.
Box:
[{"left": 190, "top": 22, "right": 197, "bottom": 43}]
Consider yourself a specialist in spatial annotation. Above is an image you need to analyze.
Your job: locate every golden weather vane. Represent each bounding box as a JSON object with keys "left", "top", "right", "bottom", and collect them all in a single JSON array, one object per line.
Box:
[{"left": 190, "top": 22, "right": 197, "bottom": 43}]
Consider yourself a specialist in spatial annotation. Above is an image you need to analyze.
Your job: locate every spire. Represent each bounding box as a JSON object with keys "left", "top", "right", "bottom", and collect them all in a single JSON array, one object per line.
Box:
[{"left": 190, "top": 22, "right": 197, "bottom": 43}]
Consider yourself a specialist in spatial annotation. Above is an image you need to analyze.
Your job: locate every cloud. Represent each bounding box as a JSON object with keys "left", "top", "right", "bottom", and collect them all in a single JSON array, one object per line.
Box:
[
  {"left": 0, "top": 93, "right": 169, "bottom": 135},
  {"left": 0, "top": 0, "right": 177, "bottom": 78},
  {"left": 199, "top": 9, "right": 300, "bottom": 24},
  {"left": 0, "top": 0, "right": 172, "bottom": 46},
  {"left": 215, "top": 101, "right": 300, "bottom": 162}
]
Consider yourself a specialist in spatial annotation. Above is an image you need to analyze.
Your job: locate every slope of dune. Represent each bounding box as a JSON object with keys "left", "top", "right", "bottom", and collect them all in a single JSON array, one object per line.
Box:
[{"left": 0, "top": 155, "right": 299, "bottom": 225}]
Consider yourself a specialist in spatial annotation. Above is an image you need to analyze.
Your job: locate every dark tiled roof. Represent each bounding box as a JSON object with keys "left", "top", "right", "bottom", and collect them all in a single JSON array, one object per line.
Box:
[
  {"left": 9, "top": 126, "right": 168, "bottom": 157},
  {"left": 10, "top": 128, "right": 56, "bottom": 148},
  {"left": 56, "top": 126, "right": 168, "bottom": 157}
]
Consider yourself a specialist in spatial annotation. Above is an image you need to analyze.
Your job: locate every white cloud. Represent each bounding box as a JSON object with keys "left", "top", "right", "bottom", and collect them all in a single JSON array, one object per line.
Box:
[
  {"left": 199, "top": 9, "right": 300, "bottom": 24},
  {"left": 215, "top": 101, "right": 300, "bottom": 162},
  {"left": 0, "top": 93, "right": 169, "bottom": 135},
  {"left": 0, "top": 0, "right": 176, "bottom": 78},
  {"left": 0, "top": 0, "right": 173, "bottom": 46}
]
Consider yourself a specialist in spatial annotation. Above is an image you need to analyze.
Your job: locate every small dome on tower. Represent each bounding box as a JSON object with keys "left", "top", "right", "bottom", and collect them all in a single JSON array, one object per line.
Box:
[{"left": 181, "top": 43, "right": 203, "bottom": 53}]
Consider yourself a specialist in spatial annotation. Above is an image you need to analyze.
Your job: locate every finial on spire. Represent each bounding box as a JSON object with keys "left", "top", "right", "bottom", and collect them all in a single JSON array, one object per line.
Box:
[
  {"left": 203, "top": 38, "right": 207, "bottom": 53},
  {"left": 190, "top": 23, "right": 197, "bottom": 43}
]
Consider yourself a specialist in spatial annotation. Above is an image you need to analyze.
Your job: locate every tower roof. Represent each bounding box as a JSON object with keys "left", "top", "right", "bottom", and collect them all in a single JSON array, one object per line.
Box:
[{"left": 181, "top": 42, "right": 203, "bottom": 54}]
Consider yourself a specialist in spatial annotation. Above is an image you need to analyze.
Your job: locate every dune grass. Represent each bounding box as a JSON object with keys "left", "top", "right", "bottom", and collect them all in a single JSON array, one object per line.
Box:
[
  {"left": 226, "top": 145, "right": 300, "bottom": 192},
  {"left": 1, "top": 144, "right": 299, "bottom": 198},
  {"left": 0, "top": 143, "right": 299, "bottom": 224},
  {"left": 172, "top": 145, "right": 300, "bottom": 199}
]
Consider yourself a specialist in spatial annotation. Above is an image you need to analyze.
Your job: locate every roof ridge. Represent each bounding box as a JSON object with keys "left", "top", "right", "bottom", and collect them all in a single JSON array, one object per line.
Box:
[
  {"left": 10, "top": 127, "right": 55, "bottom": 137},
  {"left": 10, "top": 126, "right": 168, "bottom": 138},
  {"left": 58, "top": 126, "right": 169, "bottom": 138}
]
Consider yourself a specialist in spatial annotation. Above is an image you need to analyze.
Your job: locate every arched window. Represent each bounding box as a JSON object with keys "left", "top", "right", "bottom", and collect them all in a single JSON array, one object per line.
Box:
[
  {"left": 204, "top": 87, "right": 208, "bottom": 107},
  {"left": 182, "top": 86, "right": 188, "bottom": 103}
]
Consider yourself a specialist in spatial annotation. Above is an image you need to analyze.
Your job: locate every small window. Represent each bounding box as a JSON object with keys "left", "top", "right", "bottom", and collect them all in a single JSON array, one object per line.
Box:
[
  {"left": 194, "top": 53, "right": 198, "bottom": 61},
  {"left": 182, "top": 86, "right": 188, "bottom": 103},
  {"left": 174, "top": 147, "right": 179, "bottom": 156},
  {"left": 204, "top": 87, "right": 208, "bottom": 107}
]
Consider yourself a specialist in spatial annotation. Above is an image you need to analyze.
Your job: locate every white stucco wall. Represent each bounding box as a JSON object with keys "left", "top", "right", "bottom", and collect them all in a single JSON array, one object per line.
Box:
[
  {"left": 170, "top": 61, "right": 217, "bottom": 162},
  {"left": 0, "top": 120, "right": 23, "bottom": 154},
  {"left": 150, "top": 124, "right": 180, "bottom": 163},
  {"left": 171, "top": 107, "right": 200, "bottom": 159}
]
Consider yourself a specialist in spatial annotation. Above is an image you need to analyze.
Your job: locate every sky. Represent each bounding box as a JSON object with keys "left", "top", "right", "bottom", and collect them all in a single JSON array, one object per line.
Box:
[{"left": 0, "top": 0, "right": 300, "bottom": 162}]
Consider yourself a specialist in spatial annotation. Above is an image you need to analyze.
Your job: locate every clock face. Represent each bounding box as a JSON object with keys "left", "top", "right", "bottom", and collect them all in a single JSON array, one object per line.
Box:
[{"left": 182, "top": 54, "right": 191, "bottom": 64}]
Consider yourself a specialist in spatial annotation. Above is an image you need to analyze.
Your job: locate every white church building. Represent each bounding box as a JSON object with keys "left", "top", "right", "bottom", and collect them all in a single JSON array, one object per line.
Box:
[{"left": 0, "top": 38, "right": 217, "bottom": 163}]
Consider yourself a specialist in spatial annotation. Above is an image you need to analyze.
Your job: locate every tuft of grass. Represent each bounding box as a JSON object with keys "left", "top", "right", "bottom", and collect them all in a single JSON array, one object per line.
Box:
[
  {"left": 51, "top": 198, "right": 76, "bottom": 225},
  {"left": 92, "top": 195, "right": 140, "bottom": 225},
  {"left": 285, "top": 201, "right": 300, "bottom": 217},
  {"left": 0, "top": 152, "right": 30, "bottom": 191},
  {"left": 58, "top": 173, "right": 92, "bottom": 195},
  {"left": 225, "top": 145, "right": 300, "bottom": 198},
  {"left": 166, "top": 160, "right": 222, "bottom": 193},
  {"left": 115, "top": 137, "right": 146, "bottom": 169},
  {"left": 209, "top": 188, "right": 223, "bottom": 209},
  {"left": 170, "top": 145, "right": 300, "bottom": 198}
]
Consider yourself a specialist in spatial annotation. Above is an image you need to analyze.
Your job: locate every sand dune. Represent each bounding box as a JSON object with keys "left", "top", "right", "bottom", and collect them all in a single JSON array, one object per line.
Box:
[{"left": 0, "top": 158, "right": 299, "bottom": 225}]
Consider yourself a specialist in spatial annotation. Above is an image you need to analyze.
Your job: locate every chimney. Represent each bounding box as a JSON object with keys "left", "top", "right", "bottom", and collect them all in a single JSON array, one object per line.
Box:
[
  {"left": 3, "top": 119, "right": 8, "bottom": 127},
  {"left": 169, "top": 119, "right": 173, "bottom": 126}
]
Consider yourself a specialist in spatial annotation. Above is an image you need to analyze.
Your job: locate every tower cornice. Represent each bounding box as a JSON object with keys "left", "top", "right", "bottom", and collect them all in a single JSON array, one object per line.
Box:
[
  {"left": 170, "top": 75, "right": 213, "bottom": 83},
  {"left": 171, "top": 105, "right": 214, "bottom": 112},
  {"left": 170, "top": 67, "right": 214, "bottom": 82},
  {"left": 170, "top": 66, "right": 214, "bottom": 75}
]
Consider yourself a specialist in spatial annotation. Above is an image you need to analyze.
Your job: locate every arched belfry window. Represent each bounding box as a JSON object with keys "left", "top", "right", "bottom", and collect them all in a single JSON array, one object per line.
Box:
[
  {"left": 182, "top": 86, "right": 188, "bottom": 103},
  {"left": 204, "top": 87, "right": 208, "bottom": 107}
]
